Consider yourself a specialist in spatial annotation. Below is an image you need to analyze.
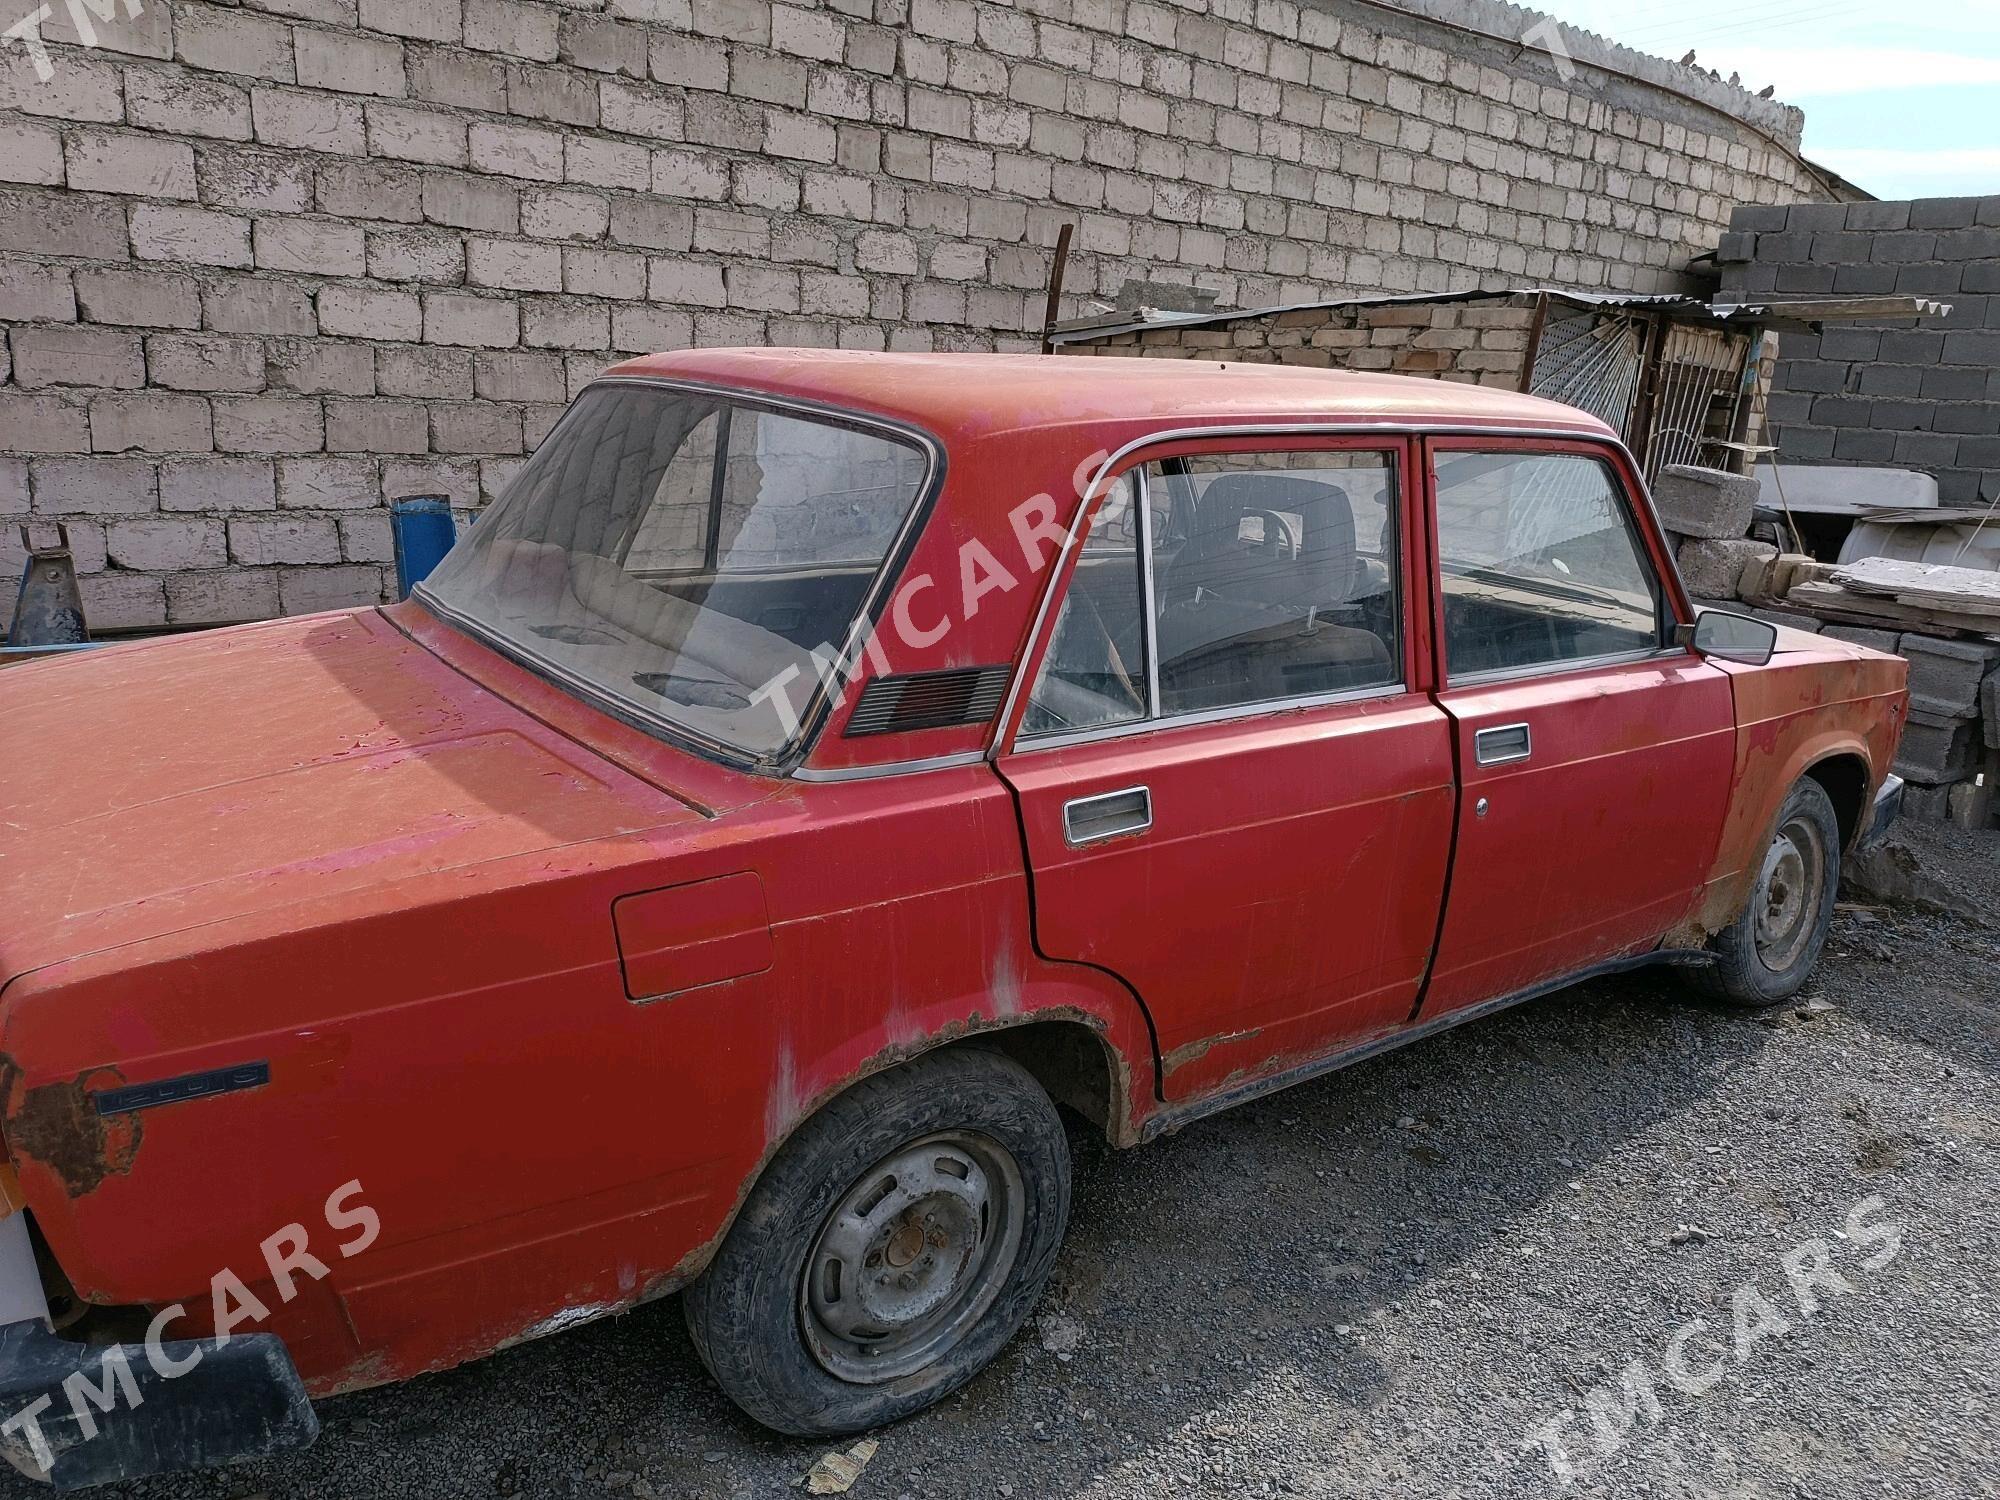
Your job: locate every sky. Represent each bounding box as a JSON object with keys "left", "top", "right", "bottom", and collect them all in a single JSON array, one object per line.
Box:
[{"left": 1526, "top": 0, "right": 2000, "bottom": 200}]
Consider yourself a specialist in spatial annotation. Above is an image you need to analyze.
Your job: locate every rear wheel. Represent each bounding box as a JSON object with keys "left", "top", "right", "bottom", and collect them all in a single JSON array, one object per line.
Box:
[
  {"left": 1694, "top": 777, "right": 1841, "bottom": 1007},
  {"left": 683, "top": 1047, "right": 1071, "bottom": 1436}
]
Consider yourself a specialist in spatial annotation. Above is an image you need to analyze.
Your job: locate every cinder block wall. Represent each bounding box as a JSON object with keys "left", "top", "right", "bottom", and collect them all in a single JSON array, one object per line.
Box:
[
  {"left": 1717, "top": 196, "right": 2000, "bottom": 505},
  {"left": 1, "top": 0, "right": 1821, "bottom": 631}
]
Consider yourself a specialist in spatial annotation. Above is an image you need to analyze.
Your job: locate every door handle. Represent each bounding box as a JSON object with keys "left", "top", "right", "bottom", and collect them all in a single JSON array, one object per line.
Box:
[
  {"left": 1474, "top": 722, "right": 1533, "bottom": 766},
  {"left": 1063, "top": 785, "right": 1152, "bottom": 846}
]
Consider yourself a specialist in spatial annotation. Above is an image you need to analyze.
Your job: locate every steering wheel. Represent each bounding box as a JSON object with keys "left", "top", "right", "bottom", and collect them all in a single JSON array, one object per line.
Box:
[{"left": 1240, "top": 507, "right": 1299, "bottom": 563}]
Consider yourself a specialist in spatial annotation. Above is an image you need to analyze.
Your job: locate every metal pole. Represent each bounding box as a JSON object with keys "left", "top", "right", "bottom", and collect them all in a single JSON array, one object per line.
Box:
[
  {"left": 1629, "top": 311, "right": 1668, "bottom": 476},
  {"left": 1516, "top": 291, "right": 1551, "bottom": 393},
  {"left": 1039, "top": 222, "right": 1075, "bottom": 355}
]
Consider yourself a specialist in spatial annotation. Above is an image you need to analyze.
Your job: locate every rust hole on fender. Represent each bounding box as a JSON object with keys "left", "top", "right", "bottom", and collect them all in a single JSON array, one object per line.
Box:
[{"left": 3, "top": 1065, "right": 143, "bottom": 1199}]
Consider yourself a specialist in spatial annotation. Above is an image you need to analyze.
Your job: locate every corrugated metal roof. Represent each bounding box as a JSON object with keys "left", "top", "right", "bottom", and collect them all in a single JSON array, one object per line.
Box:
[{"left": 1048, "top": 288, "right": 1950, "bottom": 344}]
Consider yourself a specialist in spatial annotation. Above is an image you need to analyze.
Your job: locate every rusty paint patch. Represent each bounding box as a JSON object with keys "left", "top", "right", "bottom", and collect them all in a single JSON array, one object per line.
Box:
[
  {"left": 495, "top": 1298, "right": 623, "bottom": 1351},
  {"left": 2, "top": 1063, "right": 143, "bottom": 1198},
  {"left": 1160, "top": 1026, "right": 1264, "bottom": 1078},
  {"left": 314, "top": 1350, "right": 397, "bottom": 1400}
]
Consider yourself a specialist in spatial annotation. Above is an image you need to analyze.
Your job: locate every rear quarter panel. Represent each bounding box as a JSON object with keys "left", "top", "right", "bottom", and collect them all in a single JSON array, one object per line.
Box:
[{"left": 0, "top": 765, "right": 1153, "bottom": 1397}]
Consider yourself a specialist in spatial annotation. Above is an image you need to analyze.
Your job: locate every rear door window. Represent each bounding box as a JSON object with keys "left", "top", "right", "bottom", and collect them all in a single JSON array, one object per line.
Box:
[
  {"left": 1019, "top": 474, "right": 1148, "bottom": 737},
  {"left": 1147, "top": 451, "right": 1401, "bottom": 715},
  {"left": 1021, "top": 446, "right": 1404, "bottom": 737}
]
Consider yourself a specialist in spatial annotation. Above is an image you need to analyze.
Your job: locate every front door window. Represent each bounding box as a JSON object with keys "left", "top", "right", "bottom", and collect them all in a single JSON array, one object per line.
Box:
[{"left": 1432, "top": 451, "right": 1663, "bottom": 680}]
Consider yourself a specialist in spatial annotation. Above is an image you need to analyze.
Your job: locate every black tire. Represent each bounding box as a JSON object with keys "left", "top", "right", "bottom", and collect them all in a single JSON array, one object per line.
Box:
[
  {"left": 1694, "top": 777, "right": 1841, "bottom": 1008},
  {"left": 683, "top": 1046, "right": 1071, "bottom": 1436}
]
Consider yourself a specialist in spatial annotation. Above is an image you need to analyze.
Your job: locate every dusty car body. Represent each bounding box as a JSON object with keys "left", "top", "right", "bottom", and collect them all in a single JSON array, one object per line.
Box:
[{"left": 0, "top": 351, "right": 1905, "bottom": 1485}]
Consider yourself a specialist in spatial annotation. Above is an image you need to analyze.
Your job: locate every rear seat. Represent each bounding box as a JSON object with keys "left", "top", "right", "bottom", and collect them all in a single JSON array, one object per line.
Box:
[{"left": 460, "top": 539, "right": 813, "bottom": 696}]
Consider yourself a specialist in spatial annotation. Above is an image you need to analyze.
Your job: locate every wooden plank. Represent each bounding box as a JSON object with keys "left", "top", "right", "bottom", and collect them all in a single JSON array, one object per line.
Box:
[
  {"left": 1788, "top": 582, "right": 2000, "bottom": 640},
  {"left": 1517, "top": 290, "right": 1550, "bottom": 393},
  {"left": 1730, "top": 296, "right": 1951, "bottom": 322},
  {"left": 1832, "top": 557, "right": 2000, "bottom": 615},
  {"left": 1853, "top": 506, "right": 2000, "bottom": 525}
]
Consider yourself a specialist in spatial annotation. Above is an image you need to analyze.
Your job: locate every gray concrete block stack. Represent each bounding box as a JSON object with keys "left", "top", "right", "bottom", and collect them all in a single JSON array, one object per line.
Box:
[
  {"left": 1653, "top": 461, "right": 1758, "bottom": 539},
  {"left": 1658, "top": 464, "right": 1782, "bottom": 603},
  {"left": 2, "top": 0, "right": 1825, "bottom": 632},
  {"left": 1713, "top": 192, "right": 2000, "bottom": 825},
  {"left": 1679, "top": 511, "right": 2000, "bottom": 823},
  {"left": 1717, "top": 195, "right": 2000, "bottom": 506},
  {"left": 1892, "top": 634, "right": 2000, "bottom": 822}
]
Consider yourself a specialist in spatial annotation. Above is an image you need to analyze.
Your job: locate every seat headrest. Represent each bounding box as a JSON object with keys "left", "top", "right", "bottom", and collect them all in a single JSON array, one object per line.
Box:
[{"left": 1176, "top": 473, "right": 1360, "bottom": 608}]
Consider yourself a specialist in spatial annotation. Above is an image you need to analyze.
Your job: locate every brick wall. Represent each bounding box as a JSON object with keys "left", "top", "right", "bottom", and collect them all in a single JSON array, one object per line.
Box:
[
  {"left": 1717, "top": 196, "right": 2000, "bottom": 505},
  {"left": 1058, "top": 291, "right": 1538, "bottom": 383},
  {"left": 1, "top": 0, "right": 1824, "bottom": 632}
]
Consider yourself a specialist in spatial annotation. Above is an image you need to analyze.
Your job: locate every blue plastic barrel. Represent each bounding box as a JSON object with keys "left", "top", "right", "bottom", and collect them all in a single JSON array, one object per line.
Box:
[{"left": 390, "top": 495, "right": 457, "bottom": 599}]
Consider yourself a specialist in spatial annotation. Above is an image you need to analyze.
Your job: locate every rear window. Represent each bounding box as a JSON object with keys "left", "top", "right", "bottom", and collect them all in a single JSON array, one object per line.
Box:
[{"left": 418, "top": 383, "right": 934, "bottom": 763}]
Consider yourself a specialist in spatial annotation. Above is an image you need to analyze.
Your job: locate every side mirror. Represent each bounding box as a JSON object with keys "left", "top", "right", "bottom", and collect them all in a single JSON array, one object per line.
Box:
[{"left": 1679, "top": 609, "right": 1779, "bottom": 666}]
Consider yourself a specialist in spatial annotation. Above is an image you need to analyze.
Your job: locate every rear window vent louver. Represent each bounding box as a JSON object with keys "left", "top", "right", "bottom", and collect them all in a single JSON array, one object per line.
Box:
[{"left": 844, "top": 666, "right": 1012, "bottom": 737}]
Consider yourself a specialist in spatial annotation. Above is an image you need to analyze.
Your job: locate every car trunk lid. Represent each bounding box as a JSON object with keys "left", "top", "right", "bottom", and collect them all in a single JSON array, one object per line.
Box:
[{"left": 0, "top": 608, "right": 707, "bottom": 988}]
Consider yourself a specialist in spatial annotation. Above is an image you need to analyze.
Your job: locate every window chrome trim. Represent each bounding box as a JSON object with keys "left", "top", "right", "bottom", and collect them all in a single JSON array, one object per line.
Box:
[
  {"left": 791, "top": 750, "right": 988, "bottom": 783},
  {"left": 1444, "top": 644, "right": 1690, "bottom": 690},
  {"left": 414, "top": 374, "right": 946, "bottom": 781},
  {"left": 990, "top": 419, "right": 1621, "bottom": 763},
  {"left": 1012, "top": 680, "right": 1412, "bottom": 755},
  {"left": 1135, "top": 465, "right": 1163, "bottom": 718}
]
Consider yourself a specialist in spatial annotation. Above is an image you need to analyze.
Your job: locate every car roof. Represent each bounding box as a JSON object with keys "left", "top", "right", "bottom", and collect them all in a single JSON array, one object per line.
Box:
[{"left": 602, "top": 347, "right": 1620, "bottom": 444}]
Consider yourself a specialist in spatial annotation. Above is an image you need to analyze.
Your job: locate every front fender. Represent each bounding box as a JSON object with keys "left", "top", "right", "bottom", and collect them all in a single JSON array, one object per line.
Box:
[{"left": 1677, "top": 649, "right": 1905, "bottom": 941}]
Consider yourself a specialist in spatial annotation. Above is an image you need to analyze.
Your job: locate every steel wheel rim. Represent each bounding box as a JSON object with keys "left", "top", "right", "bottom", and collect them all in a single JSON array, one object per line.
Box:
[
  {"left": 800, "top": 1130, "right": 1025, "bottom": 1385},
  {"left": 1753, "top": 813, "right": 1826, "bottom": 973}
]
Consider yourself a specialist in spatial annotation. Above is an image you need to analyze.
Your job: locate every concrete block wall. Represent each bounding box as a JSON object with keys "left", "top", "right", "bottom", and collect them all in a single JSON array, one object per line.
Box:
[
  {"left": 2, "top": 0, "right": 1823, "bottom": 631},
  {"left": 1718, "top": 196, "right": 2000, "bottom": 505}
]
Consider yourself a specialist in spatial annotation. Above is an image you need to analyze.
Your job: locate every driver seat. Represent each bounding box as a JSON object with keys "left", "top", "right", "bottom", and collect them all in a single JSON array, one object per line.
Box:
[
  {"left": 1166, "top": 474, "right": 1361, "bottom": 610},
  {"left": 1156, "top": 474, "right": 1391, "bottom": 710}
]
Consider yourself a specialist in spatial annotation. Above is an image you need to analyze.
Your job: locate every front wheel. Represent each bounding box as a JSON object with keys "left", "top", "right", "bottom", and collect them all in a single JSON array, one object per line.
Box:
[
  {"left": 683, "top": 1047, "right": 1071, "bottom": 1436},
  {"left": 1693, "top": 777, "right": 1841, "bottom": 1007}
]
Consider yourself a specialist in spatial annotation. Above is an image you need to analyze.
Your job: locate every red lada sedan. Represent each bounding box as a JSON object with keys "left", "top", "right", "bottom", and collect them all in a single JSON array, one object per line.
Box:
[{"left": 0, "top": 351, "right": 1905, "bottom": 1487}]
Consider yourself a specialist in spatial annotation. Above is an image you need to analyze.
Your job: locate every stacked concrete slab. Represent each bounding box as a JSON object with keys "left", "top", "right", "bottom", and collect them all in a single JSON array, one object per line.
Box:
[{"left": 1659, "top": 462, "right": 2000, "bottom": 827}]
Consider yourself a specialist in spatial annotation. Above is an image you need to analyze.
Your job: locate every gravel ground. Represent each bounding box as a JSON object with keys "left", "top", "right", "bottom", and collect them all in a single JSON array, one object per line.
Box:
[{"left": 20, "top": 830, "right": 1998, "bottom": 1500}]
